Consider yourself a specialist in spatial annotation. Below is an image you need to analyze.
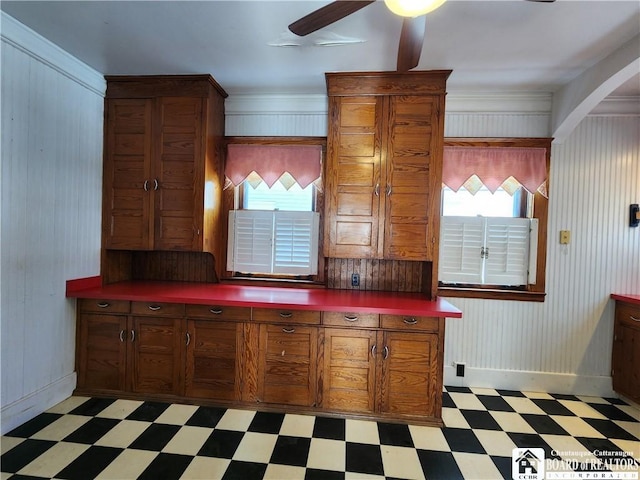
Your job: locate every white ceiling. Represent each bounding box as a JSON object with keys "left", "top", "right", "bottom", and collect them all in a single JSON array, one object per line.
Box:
[{"left": 2, "top": 0, "right": 639, "bottom": 99}]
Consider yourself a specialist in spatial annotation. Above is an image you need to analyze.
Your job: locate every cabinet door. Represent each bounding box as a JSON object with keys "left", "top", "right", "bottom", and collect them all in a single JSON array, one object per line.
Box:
[
  {"left": 76, "top": 313, "right": 128, "bottom": 393},
  {"left": 612, "top": 304, "right": 640, "bottom": 402},
  {"left": 185, "top": 319, "right": 241, "bottom": 401},
  {"left": 321, "top": 328, "right": 378, "bottom": 413},
  {"left": 384, "top": 95, "right": 441, "bottom": 260},
  {"left": 379, "top": 331, "right": 440, "bottom": 417},
  {"left": 257, "top": 324, "right": 317, "bottom": 406},
  {"left": 130, "top": 316, "right": 183, "bottom": 395},
  {"left": 154, "top": 97, "right": 205, "bottom": 251},
  {"left": 103, "top": 99, "right": 154, "bottom": 250},
  {"left": 325, "top": 96, "right": 384, "bottom": 258}
]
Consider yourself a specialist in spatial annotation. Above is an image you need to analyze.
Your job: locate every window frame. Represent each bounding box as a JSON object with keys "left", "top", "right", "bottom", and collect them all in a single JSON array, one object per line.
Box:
[
  {"left": 222, "top": 137, "right": 326, "bottom": 285},
  {"left": 437, "top": 138, "right": 551, "bottom": 302}
]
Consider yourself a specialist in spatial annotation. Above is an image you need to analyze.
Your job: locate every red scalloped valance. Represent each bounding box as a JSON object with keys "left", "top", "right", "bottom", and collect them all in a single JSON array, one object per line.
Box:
[
  {"left": 443, "top": 146, "right": 548, "bottom": 195},
  {"left": 225, "top": 145, "right": 322, "bottom": 189}
]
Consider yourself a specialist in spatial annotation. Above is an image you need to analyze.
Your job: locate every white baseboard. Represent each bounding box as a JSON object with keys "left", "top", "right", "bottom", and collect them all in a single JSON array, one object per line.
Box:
[
  {"left": 1, "top": 373, "right": 77, "bottom": 435},
  {"left": 443, "top": 365, "right": 615, "bottom": 398}
]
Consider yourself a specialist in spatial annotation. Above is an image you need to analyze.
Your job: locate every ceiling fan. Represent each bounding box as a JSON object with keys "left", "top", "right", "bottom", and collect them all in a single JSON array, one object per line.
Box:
[{"left": 288, "top": 0, "right": 556, "bottom": 72}]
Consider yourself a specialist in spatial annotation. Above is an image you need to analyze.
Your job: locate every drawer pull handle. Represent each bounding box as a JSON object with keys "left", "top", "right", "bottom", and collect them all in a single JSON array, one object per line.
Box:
[
  {"left": 210, "top": 308, "right": 223, "bottom": 315},
  {"left": 97, "top": 302, "right": 110, "bottom": 308},
  {"left": 403, "top": 317, "right": 418, "bottom": 325},
  {"left": 119, "top": 330, "right": 125, "bottom": 342},
  {"left": 282, "top": 327, "right": 295, "bottom": 334},
  {"left": 631, "top": 315, "right": 640, "bottom": 322},
  {"left": 279, "top": 312, "right": 293, "bottom": 318},
  {"left": 186, "top": 332, "right": 191, "bottom": 346},
  {"left": 371, "top": 344, "right": 377, "bottom": 357},
  {"left": 148, "top": 305, "right": 162, "bottom": 311},
  {"left": 344, "top": 315, "right": 359, "bottom": 322},
  {"left": 383, "top": 345, "right": 389, "bottom": 360}
]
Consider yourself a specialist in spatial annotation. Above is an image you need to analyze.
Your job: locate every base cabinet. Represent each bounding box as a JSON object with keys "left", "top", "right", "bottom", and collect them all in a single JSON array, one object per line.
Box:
[
  {"left": 612, "top": 301, "right": 640, "bottom": 403},
  {"left": 76, "top": 300, "right": 445, "bottom": 425}
]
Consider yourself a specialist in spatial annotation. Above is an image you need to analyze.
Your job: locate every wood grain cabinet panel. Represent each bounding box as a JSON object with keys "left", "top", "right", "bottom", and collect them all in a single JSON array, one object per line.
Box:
[
  {"left": 612, "top": 301, "right": 640, "bottom": 403},
  {"left": 184, "top": 320, "right": 242, "bottom": 401},
  {"left": 102, "top": 75, "right": 227, "bottom": 278},
  {"left": 76, "top": 312, "right": 129, "bottom": 393},
  {"left": 320, "top": 328, "right": 378, "bottom": 413},
  {"left": 130, "top": 316, "right": 183, "bottom": 395},
  {"left": 324, "top": 72, "right": 448, "bottom": 264},
  {"left": 257, "top": 324, "right": 318, "bottom": 406}
]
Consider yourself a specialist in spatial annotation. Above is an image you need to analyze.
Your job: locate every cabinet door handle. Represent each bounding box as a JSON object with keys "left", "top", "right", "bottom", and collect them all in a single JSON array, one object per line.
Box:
[
  {"left": 630, "top": 315, "right": 640, "bottom": 322},
  {"left": 282, "top": 327, "right": 295, "bottom": 334},
  {"left": 386, "top": 184, "right": 392, "bottom": 196},
  {"left": 97, "top": 302, "right": 110, "bottom": 309},
  {"left": 209, "top": 307, "right": 223, "bottom": 315},
  {"left": 185, "top": 332, "right": 191, "bottom": 346},
  {"left": 374, "top": 183, "right": 380, "bottom": 196},
  {"left": 344, "top": 315, "right": 359, "bottom": 322},
  {"left": 153, "top": 179, "right": 159, "bottom": 191},
  {"left": 383, "top": 345, "right": 389, "bottom": 360},
  {"left": 143, "top": 180, "right": 149, "bottom": 192},
  {"left": 279, "top": 312, "right": 293, "bottom": 318},
  {"left": 119, "top": 330, "right": 125, "bottom": 342},
  {"left": 130, "top": 330, "right": 135, "bottom": 342},
  {"left": 403, "top": 317, "right": 418, "bottom": 325},
  {"left": 371, "top": 344, "right": 377, "bottom": 357},
  {"left": 148, "top": 305, "right": 162, "bottom": 311}
]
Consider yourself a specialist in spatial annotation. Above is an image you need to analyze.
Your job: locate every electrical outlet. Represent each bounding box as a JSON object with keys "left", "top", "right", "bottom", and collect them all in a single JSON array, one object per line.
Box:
[
  {"left": 455, "top": 362, "right": 466, "bottom": 377},
  {"left": 351, "top": 273, "right": 360, "bottom": 287}
]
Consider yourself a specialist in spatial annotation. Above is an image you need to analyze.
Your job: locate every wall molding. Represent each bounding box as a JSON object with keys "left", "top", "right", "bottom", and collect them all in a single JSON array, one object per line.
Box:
[
  {"left": 1, "top": 373, "right": 77, "bottom": 435},
  {"left": 1, "top": 12, "right": 105, "bottom": 96},
  {"left": 443, "top": 365, "right": 614, "bottom": 398},
  {"left": 589, "top": 96, "right": 640, "bottom": 116}
]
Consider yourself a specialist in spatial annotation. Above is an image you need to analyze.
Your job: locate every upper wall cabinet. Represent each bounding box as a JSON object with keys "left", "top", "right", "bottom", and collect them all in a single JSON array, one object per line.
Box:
[
  {"left": 102, "top": 76, "right": 227, "bottom": 256},
  {"left": 324, "top": 72, "right": 450, "bottom": 261}
]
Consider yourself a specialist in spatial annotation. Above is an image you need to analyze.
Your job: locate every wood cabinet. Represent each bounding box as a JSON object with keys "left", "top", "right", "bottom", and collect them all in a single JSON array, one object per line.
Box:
[
  {"left": 102, "top": 76, "right": 227, "bottom": 277},
  {"left": 184, "top": 305, "right": 249, "bottom": 401},
  {"left": 319, "top": 312, "right": 444, "bottom": 422},
  {"left": 130, "top": 302, "right": 184, "bottom": 395},
  {"left": 76, "top": 299, "right": 447, "bottom": 425},
  {"left": 612, "top": 300, "right": 640, "bottom": 403},
  {"left": 76, "top": 299, "right": 130, "bottom": 393},
  {"left": 324, "top": 72, "right": 449, "bottom": 263},
  {"left": 76, "top": 300, "right": 184, "bottom": 397},
  {"left": 257, "top": 324, "right": 318, "bottom": 407}
]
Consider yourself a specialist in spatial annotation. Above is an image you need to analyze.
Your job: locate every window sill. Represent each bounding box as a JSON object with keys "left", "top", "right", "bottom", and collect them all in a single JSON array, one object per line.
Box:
[
  {"left": 438, "top": 286, "right": 546, "bottom": 302},
  {"left": 221, "top": 276, "right": 326, "bottom": 289}
]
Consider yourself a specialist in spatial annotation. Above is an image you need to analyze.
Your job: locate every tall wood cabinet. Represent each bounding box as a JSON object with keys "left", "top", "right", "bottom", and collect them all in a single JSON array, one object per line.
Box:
[
  {"left": 102, "top": 76, "right": 227, "bottom": 278},
  {"left": 324, "top": 72, "right": 450, "bottom": 298}
]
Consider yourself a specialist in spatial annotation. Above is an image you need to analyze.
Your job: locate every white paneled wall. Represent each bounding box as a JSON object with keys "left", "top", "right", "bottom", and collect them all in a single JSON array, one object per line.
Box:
[
  {"left": 228, "top": 94, "right": 639, "bottom": 396},
  {"left": 1, "top": 13, "right": 105, "bottom": 433}
]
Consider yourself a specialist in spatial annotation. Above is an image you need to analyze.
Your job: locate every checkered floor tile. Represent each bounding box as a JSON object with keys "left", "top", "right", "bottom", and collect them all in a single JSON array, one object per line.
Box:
[{"left": 2, "top": 387, "right": 638, "bottom": 479}]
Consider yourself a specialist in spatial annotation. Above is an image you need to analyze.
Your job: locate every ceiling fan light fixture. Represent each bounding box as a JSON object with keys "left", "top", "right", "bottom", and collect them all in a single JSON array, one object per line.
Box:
[{"left": 384, "top": 0, "right": 446, "bottom": 17}]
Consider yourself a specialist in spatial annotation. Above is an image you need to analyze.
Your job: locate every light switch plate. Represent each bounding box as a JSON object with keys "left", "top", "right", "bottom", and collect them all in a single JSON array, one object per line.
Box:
[{"left": 560, "top": 230, "right": 571, "bottom": 244}]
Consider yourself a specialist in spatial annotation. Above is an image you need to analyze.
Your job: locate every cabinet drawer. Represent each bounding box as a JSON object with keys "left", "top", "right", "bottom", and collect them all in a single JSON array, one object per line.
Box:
[
  {"left": 381, "top": 315, "right": 440, "bottom": 332},
  {"left": 322, "top": 311, "right": 379, "bottom": 328},
  {"left": 253, "top": 308, "right": 320, "bottom": 325},
  {"left": 616, "top": 303, "right": 640, "bottom": 329},
  {"left": 186, "top": 304, "right": 251, "bottom": 322},
  {"left": 131, "top": 301, "right": 185, "bottom": 317},
  {"left": 78, "top": 298, "right": 130, "bottom": 314}
]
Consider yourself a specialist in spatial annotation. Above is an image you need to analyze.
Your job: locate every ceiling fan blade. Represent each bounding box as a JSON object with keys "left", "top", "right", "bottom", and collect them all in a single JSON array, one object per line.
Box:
[
  {"left": 288, "top": 0, "right": 375, "bottom": 36},
  {"left": 396, "top": 16, "right": 426, "bottom": 72}
]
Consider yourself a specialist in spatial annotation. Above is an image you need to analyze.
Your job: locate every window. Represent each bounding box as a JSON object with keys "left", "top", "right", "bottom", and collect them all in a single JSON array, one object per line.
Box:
[
  {"left": 438, "top": 139, "right": 551, "bottom": 302},
  {"left": 223, "top": 140, "right": 325, "bottom": 280}
]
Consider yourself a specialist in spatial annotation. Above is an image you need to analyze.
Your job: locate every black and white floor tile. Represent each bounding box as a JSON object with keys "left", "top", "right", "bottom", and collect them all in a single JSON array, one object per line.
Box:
[{"left": 2, "top": 387, "right": 638, "bottom": 479}]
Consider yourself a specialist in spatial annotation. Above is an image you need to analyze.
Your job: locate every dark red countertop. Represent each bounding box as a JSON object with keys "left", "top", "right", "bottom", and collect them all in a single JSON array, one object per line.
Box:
[
  {"left": 66, "top": 277, "right": 462, "bottom": 318},
  {"left": 611, "top": 294, "right": 640, "bottom": 306}
]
